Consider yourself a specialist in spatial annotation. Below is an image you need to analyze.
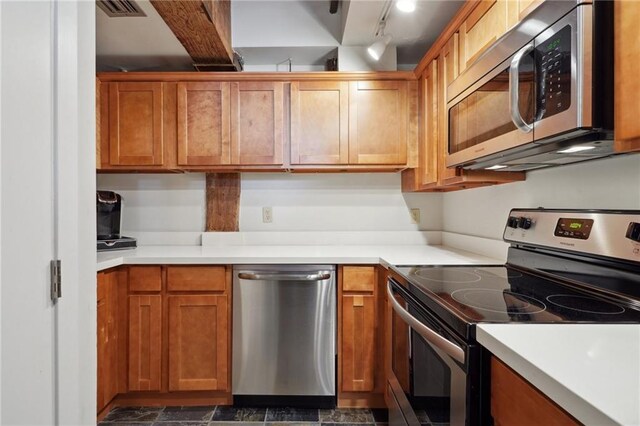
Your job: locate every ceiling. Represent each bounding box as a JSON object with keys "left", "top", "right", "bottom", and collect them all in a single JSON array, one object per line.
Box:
[{"left": 96, "top": 0, "right": 464, "bottom": 71}]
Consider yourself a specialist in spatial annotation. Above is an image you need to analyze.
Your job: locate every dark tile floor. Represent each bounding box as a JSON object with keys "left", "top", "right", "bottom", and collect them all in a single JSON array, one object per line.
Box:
[{"left": 99, "top": 406, "right": 391, "bottom": 426}]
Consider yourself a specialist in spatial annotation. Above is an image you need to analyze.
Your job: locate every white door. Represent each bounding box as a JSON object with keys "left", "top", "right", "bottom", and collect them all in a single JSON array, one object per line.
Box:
[{"left": 0, "top": 1, "right": 96, "bottom": 425}]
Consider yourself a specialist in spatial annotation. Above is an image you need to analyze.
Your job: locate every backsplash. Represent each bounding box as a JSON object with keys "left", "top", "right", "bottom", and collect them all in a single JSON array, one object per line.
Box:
[
  {"left": 442, "top": 155, "right": 640, "bottom": 239},
  {"left": 97, "top": 173, "right": 443, "bottom": 234}
]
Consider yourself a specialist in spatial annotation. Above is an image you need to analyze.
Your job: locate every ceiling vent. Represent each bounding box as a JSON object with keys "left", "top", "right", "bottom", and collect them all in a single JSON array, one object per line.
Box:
[{"left": 97, "top": 0, "right": 146, "bottom": 17}]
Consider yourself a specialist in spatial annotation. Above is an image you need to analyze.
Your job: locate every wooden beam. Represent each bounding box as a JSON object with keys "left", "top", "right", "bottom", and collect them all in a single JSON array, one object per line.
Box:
[
  {"left": 150, "top": 0, "right": 233, "bottom": 65},
  {"left": 206, "top": 173, "right": 240, "bottom": 232}
]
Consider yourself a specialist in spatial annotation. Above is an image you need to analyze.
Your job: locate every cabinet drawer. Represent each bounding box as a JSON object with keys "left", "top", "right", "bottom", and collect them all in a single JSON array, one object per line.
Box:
[
  {"left": 343, "top": 266, "right": 376, "bottom": 293},
  {"left": 129, "top": 266, "right": 162, "bottom": 292},
  {"left": 167, "top": 266, "right": 226, "bottom": 292}
]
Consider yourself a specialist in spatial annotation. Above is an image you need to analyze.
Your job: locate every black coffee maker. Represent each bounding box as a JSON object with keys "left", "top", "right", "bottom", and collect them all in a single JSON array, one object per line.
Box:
[{"left": 97, "top": 191, "right": 136, "bottom": 251}]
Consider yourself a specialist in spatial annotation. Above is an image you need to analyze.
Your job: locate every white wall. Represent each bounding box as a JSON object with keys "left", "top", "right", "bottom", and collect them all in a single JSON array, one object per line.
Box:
[
  {"left": 442, "top": 155, "right": 640, "bottom": 240},
  {"left": 97, "top": 173, "right": 442, "bottom": 233},
  {"left": 338, "top": 45, "right": 397, "bottom": 71}
]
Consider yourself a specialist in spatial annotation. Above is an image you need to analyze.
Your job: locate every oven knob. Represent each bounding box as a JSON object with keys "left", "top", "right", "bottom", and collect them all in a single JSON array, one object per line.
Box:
[
  {"left": 507, "top": 216, "right": 519, "bottom": 229},
  {"left": 626, "top": 222, "right": 640, "bottom": 242},
  {"left": 518, "top": 217, "right": 532, "bottom": 230}
]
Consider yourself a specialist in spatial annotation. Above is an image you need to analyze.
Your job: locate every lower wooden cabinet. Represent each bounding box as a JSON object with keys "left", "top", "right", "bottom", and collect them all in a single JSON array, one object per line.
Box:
[
  {"left": 168, "top": 295, "right": 229, "bottom": 391},
  {"left": 491, "top": 356, "right": 579, "bottom": 426},
  {"left": 341, "top": 294, "right": 376, "bottom": 392},
  {"left": 128, "top": 294, "right": 162, "bottom": 391},
  {"left": 338, "top": 265, "right": 386, "bottom": 407},
  {"left": 97, "top": 270, "right": 119, "bottom": 413}
]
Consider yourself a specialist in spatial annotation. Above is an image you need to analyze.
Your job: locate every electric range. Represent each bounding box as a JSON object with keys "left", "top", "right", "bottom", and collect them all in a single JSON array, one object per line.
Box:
[{"left": 386, "top": 209, "right": 640, "bottom": 426}]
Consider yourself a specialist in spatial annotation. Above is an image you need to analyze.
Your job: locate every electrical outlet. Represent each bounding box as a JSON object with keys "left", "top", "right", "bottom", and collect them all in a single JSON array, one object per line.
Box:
[
  {"left": 262, "top": 207, "right": 273, "bottom": 223},
  {"left": 410, "top": 208, "right": 420, "bottom": 224}
]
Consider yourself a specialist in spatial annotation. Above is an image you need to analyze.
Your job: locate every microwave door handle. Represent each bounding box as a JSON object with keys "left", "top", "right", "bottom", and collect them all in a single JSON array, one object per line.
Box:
[
  {"left": 509, "top": 43, "right": 535, "bottom": 133},
  {"left": 387, "top": 282, "right": 465, "bottom": 364}
]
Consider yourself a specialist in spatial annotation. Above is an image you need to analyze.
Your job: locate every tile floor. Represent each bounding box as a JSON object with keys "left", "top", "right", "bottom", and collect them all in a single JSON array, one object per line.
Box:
[{"left": 98, "top": 406, "right": 392, "bottom": 426}]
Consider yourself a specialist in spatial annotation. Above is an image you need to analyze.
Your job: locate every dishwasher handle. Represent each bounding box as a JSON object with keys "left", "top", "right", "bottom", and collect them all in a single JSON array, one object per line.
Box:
[
  {"left": 387, "top": 282, "right": 466, "bottom": 365},
  {"left": 238, "top": 272, "right": 332, "bottom": 281}
]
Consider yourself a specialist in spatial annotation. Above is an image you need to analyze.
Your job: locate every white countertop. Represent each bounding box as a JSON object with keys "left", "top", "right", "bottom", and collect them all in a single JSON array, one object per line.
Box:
[
  {"left": 477, "top": 324, "right": 640, "bottom": 426},
  {"left": 97, "top": 244, "right": 503, "bottom": 271}
]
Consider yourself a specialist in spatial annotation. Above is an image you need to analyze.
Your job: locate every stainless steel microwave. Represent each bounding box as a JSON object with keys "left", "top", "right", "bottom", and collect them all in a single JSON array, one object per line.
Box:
[{"left": 446, "top": 1, "right": 614, "bottom": 172}]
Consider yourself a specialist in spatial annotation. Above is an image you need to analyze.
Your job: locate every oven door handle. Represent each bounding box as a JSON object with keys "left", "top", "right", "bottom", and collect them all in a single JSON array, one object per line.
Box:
[
  {"left": 387, "top": 282, "right": 465, "bottom": 365},
  {"left": 509, "top": 43, "right": 535, "bottom": 133}
]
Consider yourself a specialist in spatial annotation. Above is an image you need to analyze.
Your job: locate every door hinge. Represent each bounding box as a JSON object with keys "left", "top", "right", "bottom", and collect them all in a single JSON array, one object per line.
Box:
[{"left": 50, "top": 259, "right": 62, "bottom": 301}]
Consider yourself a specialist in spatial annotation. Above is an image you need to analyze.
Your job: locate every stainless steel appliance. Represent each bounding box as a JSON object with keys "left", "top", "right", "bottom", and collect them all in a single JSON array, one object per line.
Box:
[
  {"left": 388, "top": 209, "right": 640, "bottom": 425},
  {"left": 446, "top": 1, "right": 614, "bottom": 171},
  {"left": 96, "top": 191, "right": 136, "bottom": 251},
  {"left": 233, "top": 265, "right": 336, "bottom": 407}
]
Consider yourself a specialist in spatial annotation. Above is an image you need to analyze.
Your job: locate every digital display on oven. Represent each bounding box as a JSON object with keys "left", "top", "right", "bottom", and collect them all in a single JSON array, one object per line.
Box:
[
  {"left": 554, "top": 218, "right": 594, "bottom": 240},
  {"left": 536, "top": 25, "right": 572, "bottom": 120}
]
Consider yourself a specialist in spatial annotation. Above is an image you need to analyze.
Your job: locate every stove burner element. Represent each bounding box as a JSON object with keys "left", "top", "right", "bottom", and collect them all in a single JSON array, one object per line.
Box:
[
  {"left": 413, "top": 268, "right": 482, "bottom": 284},
  {"left": 546, "top": 294, "right": 626, "bottom": 314},
  {"left": 474, "top": 267, "right": 523, "bottom": 279},
  {"left": 451, "top": 289, "right": 546, "bottom": 314}
]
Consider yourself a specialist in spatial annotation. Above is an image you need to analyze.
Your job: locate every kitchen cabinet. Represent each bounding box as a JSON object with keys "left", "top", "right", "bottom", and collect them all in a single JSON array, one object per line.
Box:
[
  {"left": 491, "top": 356, "right": 579, "bottom": 426},
  {"left": 419, "top": 59, "right": 439, "bottom": 188},
  {"left": 97, "top": 270, "right": 119, "bottom": 413},
  {"left": 614, "top": 0, "right": 640, "bottom": 153},
  {"left": 349, "top": 81, "right": 408, "bottom": 165},
  {"left": 168, "top": 295, "right": 229, "bottom": 391},
  {"left": 290, "top": 81, "right": 349, "bottom": 165},
  {"left": 177, "top": 82, "right": 231, "bottom": 166},
  {"left": 98, "top": 74, "right": 415, "bottom": 171},
  {"left": 128, "top": 294, "right": 162, "bottom": 391},
  {"left": 338, "top": 266, "right": 385, "bottom": 407},
  {"left": 108, "top": 82, "right": 164, "bottom": 166},
  {"left": 459, "top": 0, "right": 511, "bottom": 72},
  {"left": 511, "top": 0, "right": 544, "bottom": 23},
  {"left": 230, "top": 82, "right": 285, "bottom": 165}
]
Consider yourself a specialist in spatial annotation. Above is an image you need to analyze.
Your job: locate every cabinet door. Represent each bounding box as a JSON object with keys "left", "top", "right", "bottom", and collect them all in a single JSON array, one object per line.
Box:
[
  {"left": 97, "top": 271, "right": 118, "bottom": 412},
  {"left": 439, "top": 34, "right": 461, "bottom": 183},
  {"left": 341, "top": 294, "right": 375, "bottom": 392},
  {"left": 230, "top": 82, "right": 284, "bottom": 165},
  {"left": 109, "top": 82, "right": 164, "bottom": 166},
  {"left": 290, "top": 81, "right": 349, "bottom": 165},
  {"left": 177, "top": 82, "right": 231, "bottom": 166},
  {"left": 459, "top": 0, "right": 509, "bottom": 71},
  {"left": 168, "top": 295, "right": 229, "bottom": 391},
  {"left": 511, "top": 0, "right": 544, "bottom": 24},
  {"left": 349, "top": 81, "right": 408, "bottom": 165},
  {"left": 615, "top": 0, "right": 640, "bottom": 152},
  {"left": 420, "top": 59, "right": 439, "bottom": 187},
  {"left": 128, "top": 295, "right": 162, "bottom": 391}
]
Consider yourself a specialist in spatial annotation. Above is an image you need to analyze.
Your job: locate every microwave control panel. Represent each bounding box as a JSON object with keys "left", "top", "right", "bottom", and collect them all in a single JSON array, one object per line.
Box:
[{"left": 536, "top": 25, "right": 572, "bottom": 120}]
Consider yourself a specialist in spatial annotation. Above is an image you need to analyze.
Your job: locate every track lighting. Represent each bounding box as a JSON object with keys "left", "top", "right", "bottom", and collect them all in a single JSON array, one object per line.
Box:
[{"left": 367, "top": 34, "right": 392, "bottom": 61}]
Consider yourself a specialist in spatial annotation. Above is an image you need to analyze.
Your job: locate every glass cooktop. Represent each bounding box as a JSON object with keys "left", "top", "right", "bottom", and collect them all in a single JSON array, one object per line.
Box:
[{"left": 392, "top": 265, "right": 640, "bottom": 338}]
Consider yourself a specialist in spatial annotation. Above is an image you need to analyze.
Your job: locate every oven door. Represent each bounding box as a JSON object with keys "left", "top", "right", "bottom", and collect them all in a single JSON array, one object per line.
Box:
[
  {"left": 387, "top": 279, "right": 480, "bottom": 426},
  {"left": 446, "top": 45, "right": 536, "bottom": 168}
]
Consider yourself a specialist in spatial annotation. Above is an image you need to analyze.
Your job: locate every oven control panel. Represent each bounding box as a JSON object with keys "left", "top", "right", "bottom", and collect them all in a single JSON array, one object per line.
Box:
[{"left": 503, "top": 209, "right": 640, "bottom": 262}]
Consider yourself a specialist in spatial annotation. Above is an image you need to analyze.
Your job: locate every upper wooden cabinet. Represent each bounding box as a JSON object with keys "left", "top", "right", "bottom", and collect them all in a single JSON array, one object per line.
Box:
[
  {"left": 614, "top": 0, "right": 640, "bottom": 153},
  {"left": 290, "top": 81, "right": 349, "bottom": 165},
  {"left": 230, "top": 82, "right": 284, "bottom": 165},
  {"left": 420, "top": 59, "right": 439, "bottom": 188},
  {"left": 459, "top": 0, "right": 510, "bottom": 72},
  {"left": 98, "top": 74, "right": 415, "bottom": 171},
  {"left": 109, "top": 82, "right": 164, "bottom": 166},
  {"left": 349, "top": 81, "right": 408, "bottom": 165},
  {"left": 177, "top": 82, "right": 230, "bottom": 166}
]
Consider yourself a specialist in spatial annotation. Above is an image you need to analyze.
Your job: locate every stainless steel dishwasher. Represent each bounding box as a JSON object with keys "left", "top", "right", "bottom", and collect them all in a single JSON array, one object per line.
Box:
[{"left": 232, "top": 265, "right": 336, "bottom": 407}]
